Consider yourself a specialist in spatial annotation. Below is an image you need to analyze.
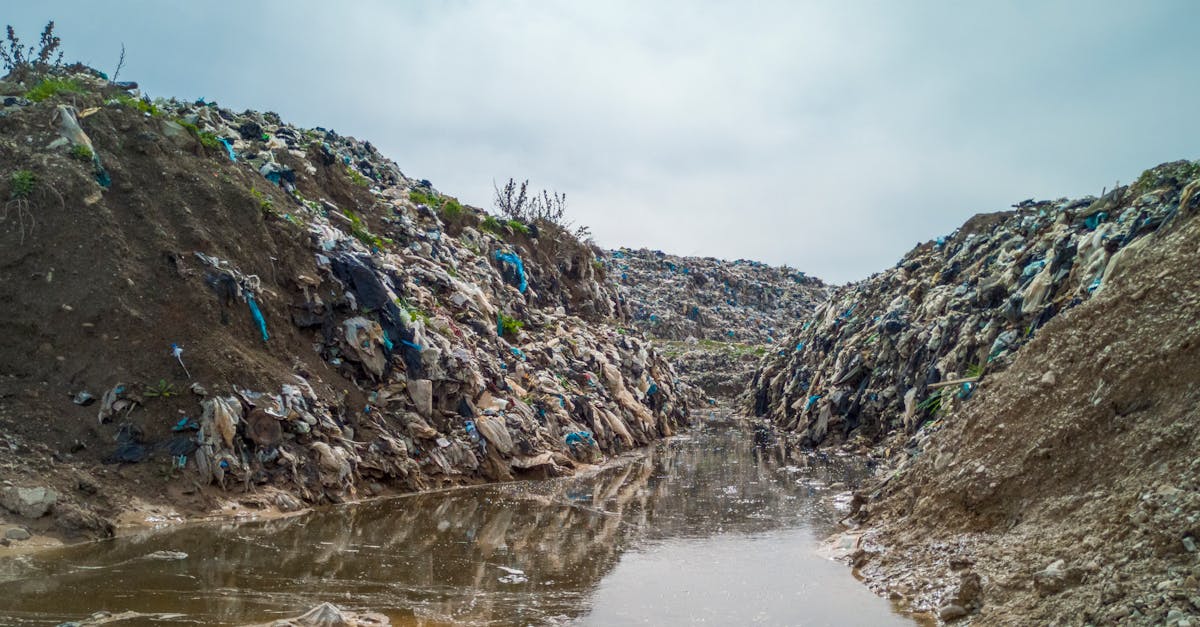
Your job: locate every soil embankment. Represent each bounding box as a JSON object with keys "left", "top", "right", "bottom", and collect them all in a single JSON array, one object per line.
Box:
[
  {"left": 750, "top": 161, "right": 1200, "bottom": 623},
  {"left": 0, "top": 68, "right": 693, "bottom": 546}
]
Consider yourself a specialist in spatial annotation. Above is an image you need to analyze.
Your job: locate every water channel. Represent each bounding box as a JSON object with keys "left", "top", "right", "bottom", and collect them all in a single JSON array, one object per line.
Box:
[{"left": 0, "top": 420, "right": 912, "bottom": 625}]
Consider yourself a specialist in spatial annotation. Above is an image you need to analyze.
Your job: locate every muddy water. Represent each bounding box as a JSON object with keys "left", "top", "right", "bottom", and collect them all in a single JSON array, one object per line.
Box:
[{"left": 0, "top": 421, "right": 911, "bottom": 626}]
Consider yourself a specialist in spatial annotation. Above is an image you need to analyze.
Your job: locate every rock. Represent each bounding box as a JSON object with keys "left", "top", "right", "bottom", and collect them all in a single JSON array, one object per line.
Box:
[
  {"left": 938, "top": 604, "right": 968, "bottom": 621},
  {"left": 4, "top": 527, "right": 31, "bottom": 541},
  {"left": 953, "top": 571, "right": 983, "bottom": 609},
  {"left": 275, "top": 492, "right": 303, "bottom": 512},
  {"left": 1040, "top": 371, "right": 1057, "bottom": 386},
  {"left": 1183, "top": 536, "right": 1196, "bottom": 553},
  {"left": 1033, "top": 559, "right": 1071, "bottom": 595},
  {"left": 1, "top": 486, "right": 58, "bottom": 518}
]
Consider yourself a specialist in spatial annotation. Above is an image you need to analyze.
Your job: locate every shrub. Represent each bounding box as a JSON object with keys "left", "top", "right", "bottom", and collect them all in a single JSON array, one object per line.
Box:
[
  {"left": 498, "top": 312, "right": 524, "bottom": 338},
  {"left": 507, "top": 219, "right": 530, "bottom": 235},
  {"left": 346, "top": 167, "right": 370, "bottom": 188},
  {"left": 440, "top": 197, "right": 464, "bottom": 221},
  {"left": 69, "top": 144, "right": 93, "bottom": 161},
  {"left": 493, "top": 178, "right": 568, "bottom": 225},
  {"left": 25, "top": 76, "right": 84, "bottom": 102},
  {"left": 197, "top": 131, "right": 221, "bottom": 150},
  {"left": 9, "top": 170, "right": 35, "bottom": 199},
  {"left": 480, "top": 215, "right": 504, "bottom": 234},
  {"left": 344, "top": 208, "right": 389, "bottom": 249},
  {"left": 408, "top": 189, "right": 436, "bottom": 206},
  {"left": 1, "top": 21, "right": 64, "bottom": 79}
]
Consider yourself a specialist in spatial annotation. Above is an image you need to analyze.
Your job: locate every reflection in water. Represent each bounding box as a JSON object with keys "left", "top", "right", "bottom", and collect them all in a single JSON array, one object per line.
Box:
[{"left": 0, "top": 422, "right": 909, "bottom": 626}]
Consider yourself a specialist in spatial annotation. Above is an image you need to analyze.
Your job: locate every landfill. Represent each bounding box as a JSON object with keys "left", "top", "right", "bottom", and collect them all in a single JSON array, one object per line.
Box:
[
  {"left": 748, "top": 159, "right": 1200, "bottom": 448},
  {"left": 0, "top": 67, "right": 694, "bottom": 532},
  {"left": 604, "top": 248, "right": 827, "bottom": 398},
  {"left": 605, "top": 248, "right": 826, "bottom": 344}
]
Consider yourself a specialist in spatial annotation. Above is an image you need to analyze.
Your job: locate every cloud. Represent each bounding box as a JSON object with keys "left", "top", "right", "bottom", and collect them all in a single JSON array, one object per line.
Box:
[{"left": 7, "top": 0, "right": 1200, "bottom": 282}]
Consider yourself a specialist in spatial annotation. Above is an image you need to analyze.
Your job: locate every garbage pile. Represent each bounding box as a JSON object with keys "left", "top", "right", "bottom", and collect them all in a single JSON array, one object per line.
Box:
[
  {"left": 749, "top": 160, "right": 1200, "bottom": 446},
  {"left": 0, "top": 67, "right": 693, "bottom": 520},
  {"left": 601, "top": 248, "right": 826, "bottom": 398},
  {"left": 604, "top": 248, "right": 827, "bottom": 344}
]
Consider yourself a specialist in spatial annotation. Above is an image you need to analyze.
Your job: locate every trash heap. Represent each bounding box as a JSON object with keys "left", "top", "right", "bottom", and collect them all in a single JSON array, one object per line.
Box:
[
  {"left": 605, "top": 248, "right": 827, "bottom": 344},
  {"left": 0, "top": 67, "right": 693, "bottom": 525},
  {"left": 602, "top": 248, "right": 827, "bottom": 399},
  {"left": 749, "top": 160, "right": 1200, "bottom": 446}
]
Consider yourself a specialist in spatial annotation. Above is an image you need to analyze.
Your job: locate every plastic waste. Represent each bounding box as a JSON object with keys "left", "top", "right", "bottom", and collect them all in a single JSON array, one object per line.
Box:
[
  {"left": 494, "top": 251, "right": 527, "bottom": 293},
  {"left": 72, "top": 391, "right": 95, "bottom": 406},
  {"left": 217, "top": 137, "right": 236, "bottom": 162},
  {"left": 246, "top": 295, "right": 269, "bottom": 341}
]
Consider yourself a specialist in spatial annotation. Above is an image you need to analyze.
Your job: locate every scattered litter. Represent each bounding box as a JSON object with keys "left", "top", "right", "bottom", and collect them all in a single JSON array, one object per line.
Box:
[
  {"left": 72, "top": 391, "right": 95, "bottom": 406},
  {"left": 497, "top": 565, "right": 528, "bottom": 584},
  {"left": 143, "top": 550, "right": 188, "bottom": 561}
]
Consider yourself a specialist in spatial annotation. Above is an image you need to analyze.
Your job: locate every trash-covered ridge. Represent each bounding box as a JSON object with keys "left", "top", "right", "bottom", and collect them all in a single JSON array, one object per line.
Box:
[
  {"left": 604, "top": 247, "right": 827, "bottom": 344},
  {"left": 0, "top": 68, "right": 694, "bottom": 533},
  {"left": 749, "top": 160, "right": 1200, "bottom": 446},
  {"left": 601, "top": 248, "right": 827, "bottom": 399}
]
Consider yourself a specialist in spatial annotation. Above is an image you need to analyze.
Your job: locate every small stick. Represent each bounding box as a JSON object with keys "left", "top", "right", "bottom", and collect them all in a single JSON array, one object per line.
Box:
[{"left": 171, "top": 343, "right": 192, "bottom": 379}]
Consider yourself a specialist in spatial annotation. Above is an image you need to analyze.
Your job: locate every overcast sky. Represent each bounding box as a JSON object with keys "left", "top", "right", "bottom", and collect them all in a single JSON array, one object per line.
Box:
[{"left": 8, "top": 1, "right": 1199, "bottom": 282}]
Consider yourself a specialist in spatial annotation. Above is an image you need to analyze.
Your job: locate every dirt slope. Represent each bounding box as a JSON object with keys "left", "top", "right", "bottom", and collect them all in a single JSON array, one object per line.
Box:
[
  {"left": 848, "top": 182, "right": 1200, "bottom": 624},
  {"left": 749, "top": 161, "right": 1198, "bottom": 450},
  {"left": 0, "top": 69, "right": 693, "bottom": 543}
]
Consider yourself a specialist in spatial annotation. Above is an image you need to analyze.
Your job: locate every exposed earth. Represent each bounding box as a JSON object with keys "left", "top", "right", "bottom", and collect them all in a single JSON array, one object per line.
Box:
[{"left": 2, "top": 61, "right": 1199, "bottom": 626}]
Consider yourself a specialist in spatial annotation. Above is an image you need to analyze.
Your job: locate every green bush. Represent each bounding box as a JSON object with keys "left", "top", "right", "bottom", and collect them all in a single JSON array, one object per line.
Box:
[
  {"left": 24, "top": 76, "right": 84, "bottom": 102},
  {"left": 69, "top": 144, "right": 93, "bottom": 162},
  {"left": 197, "top": 131, "right": 221, "bottom": 149},
  {"left": 440, "top": 197, "right": 464, "bottom": 221},
  {"left": 480, "top": 215, "right": 504, "bottom": 234},
  {"left": 498, "top": 312, "right": 524, "bottom": 338},
  {"left": 409, "top": 189, "right": 437, "bottom": 206},
  {"left": 507, "top": 219, "right": 530, "bottom": 235},
  {"left": 344, "top": 208, "right": 389, "bottom": 249},
  {"left": 346, "top": 167, "right": 370, "bottom": 188},
  {"left": 9, "top": 170, "right": 34, "bottom": 199}
]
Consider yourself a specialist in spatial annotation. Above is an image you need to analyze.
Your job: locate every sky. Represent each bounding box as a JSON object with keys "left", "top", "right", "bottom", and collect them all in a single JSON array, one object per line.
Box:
[{"left": 7, "top": 1, "right": 1200, "bottom": 283}]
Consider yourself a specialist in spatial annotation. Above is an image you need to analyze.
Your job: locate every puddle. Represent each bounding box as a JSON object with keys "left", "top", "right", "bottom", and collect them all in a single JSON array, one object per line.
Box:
[{"left": 0, "top": 421, "right": 912, "bottom": 625}]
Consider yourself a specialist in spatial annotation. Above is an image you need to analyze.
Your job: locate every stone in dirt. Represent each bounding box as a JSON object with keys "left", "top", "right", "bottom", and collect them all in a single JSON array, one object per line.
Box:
[
  {"left": 938, "top": 604, "right": 968, "bottom": 621},
  {"left": 0, "top": 486, "right": 58, "bottom": 518},
  {"left": 4, "top": 527, "right": 31, "bottom": 541}
]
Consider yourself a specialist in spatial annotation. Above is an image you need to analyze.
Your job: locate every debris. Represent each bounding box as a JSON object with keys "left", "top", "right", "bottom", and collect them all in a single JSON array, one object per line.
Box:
[
  {"left": 97, "top": 384, "right": 135, "bottom": 424},
  {"left": 497, "top": 565, "right": 528, "bottom": 584},
  {"left": 752, "top": 164, "right": 1196, "bottom": 447},
  {"left": 72, "top": 391, "right": 95, "bottom": 406},
  {"left": 143, "top": 550, "right": 188, "bottom": 561}
]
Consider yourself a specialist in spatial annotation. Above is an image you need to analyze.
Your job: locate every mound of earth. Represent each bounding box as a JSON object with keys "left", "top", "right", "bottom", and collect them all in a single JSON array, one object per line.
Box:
[
  {"left": 749, "top": 161, "right": 1199, "bottom": 450},
  {"left": 0, "top": 67, "right": 693, "bottom": 543},
  {"left": 838, "top": 172, "right": 1200, "bottom": 624}
]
